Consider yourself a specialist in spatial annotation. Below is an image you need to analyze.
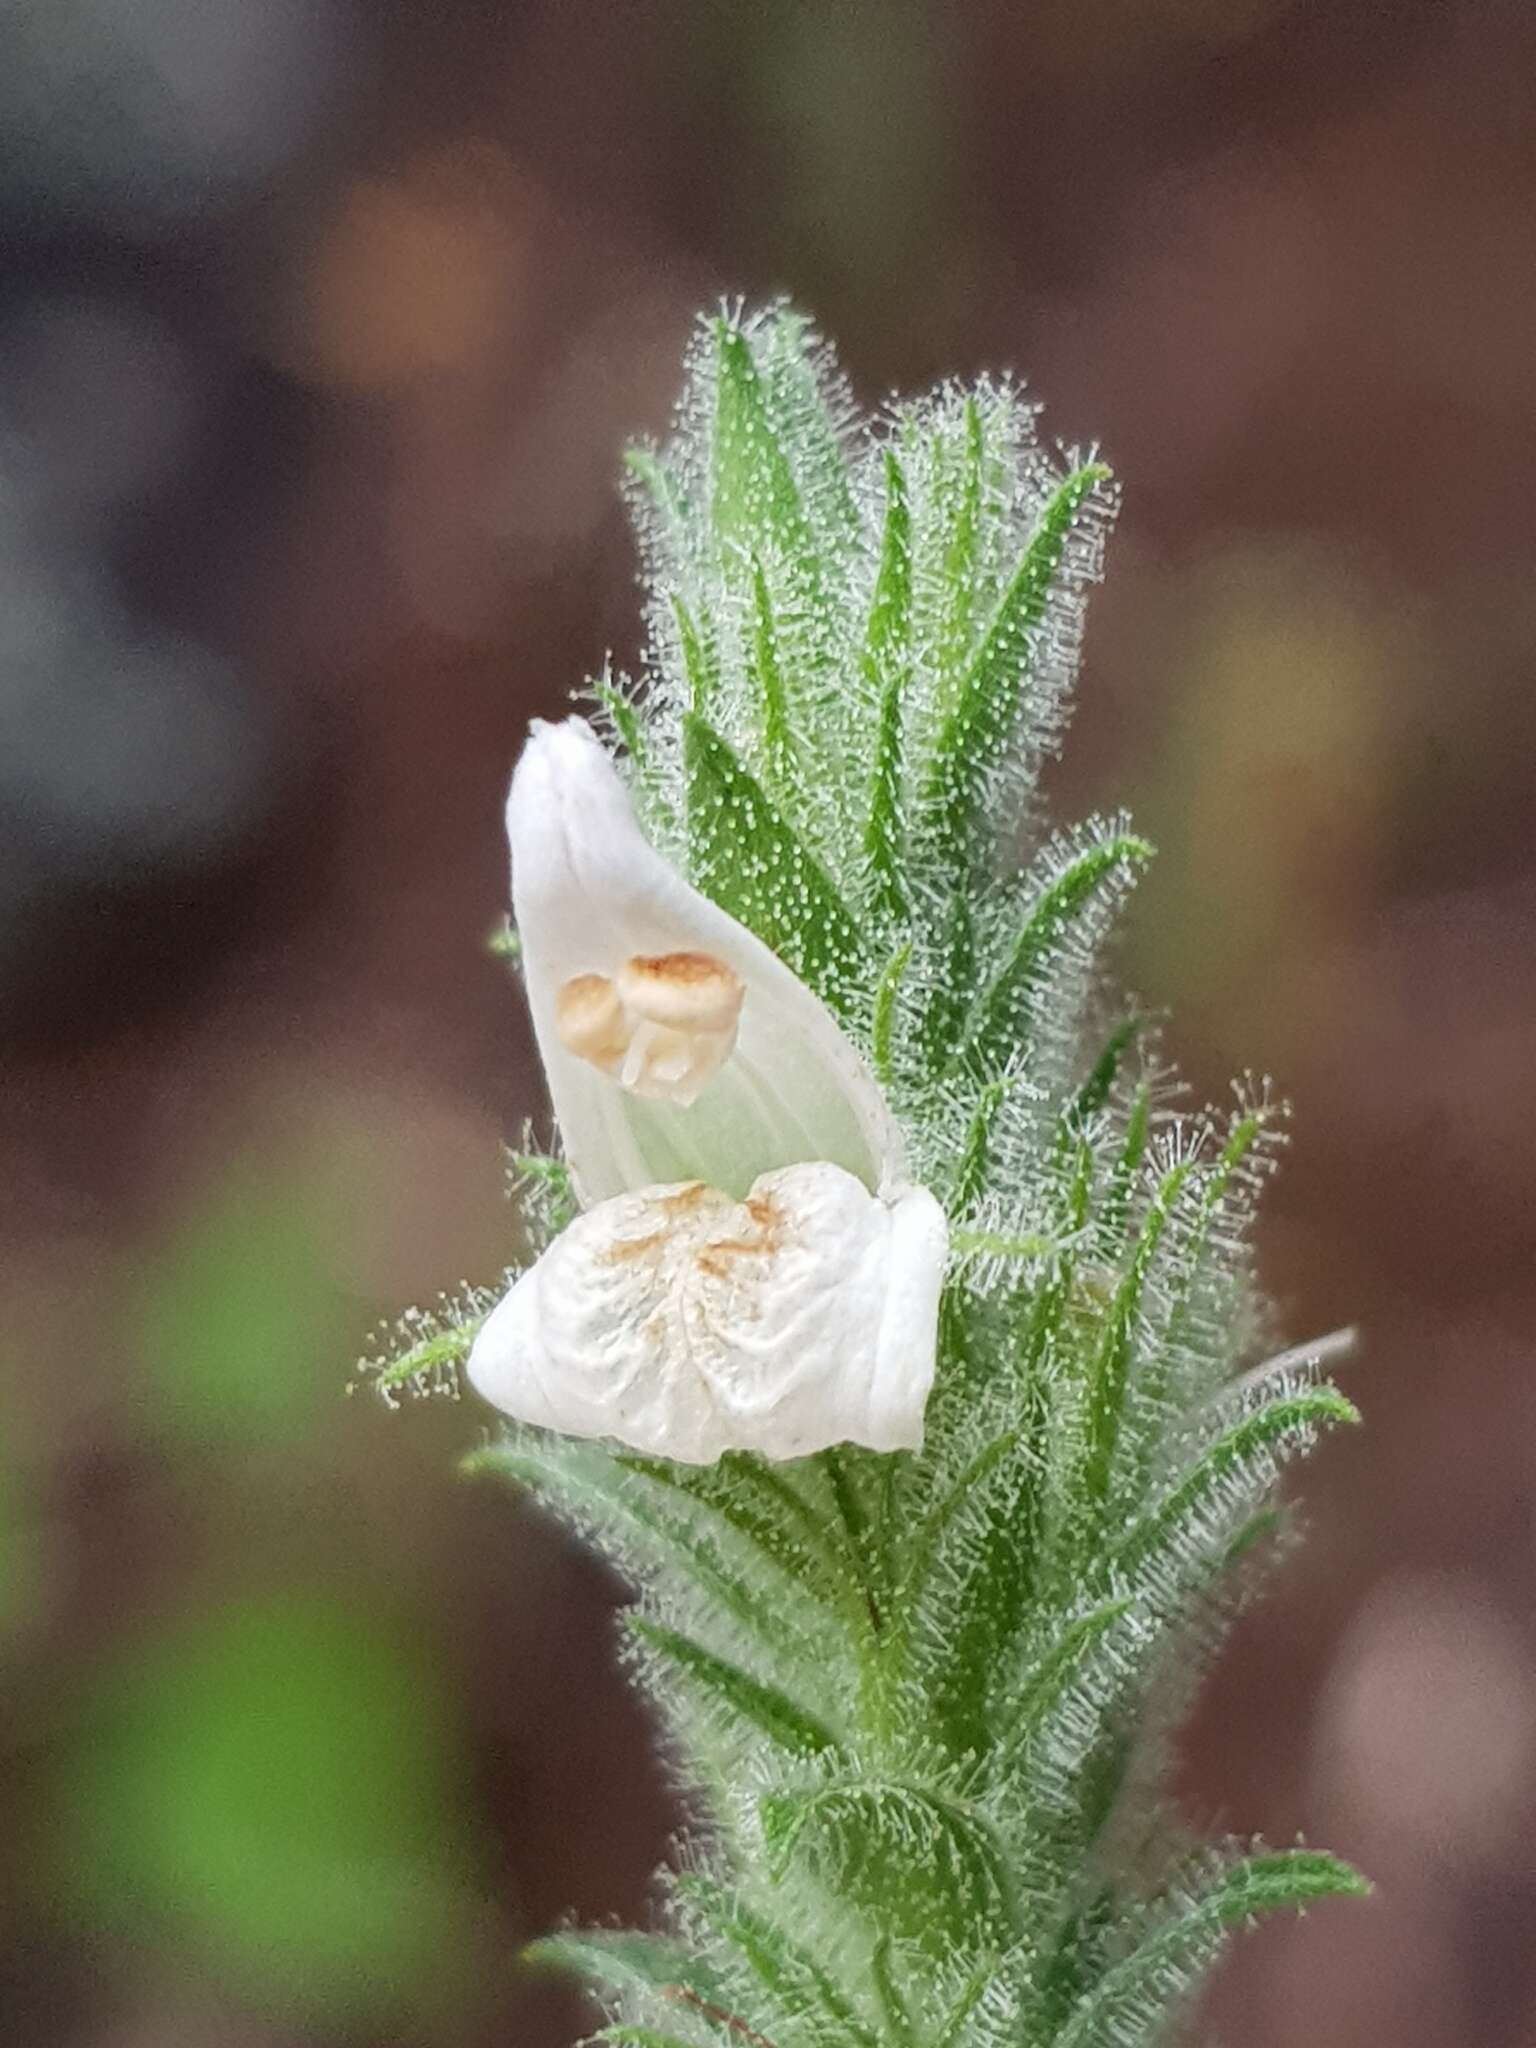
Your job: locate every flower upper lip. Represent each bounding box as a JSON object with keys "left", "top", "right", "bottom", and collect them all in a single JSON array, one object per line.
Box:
[{"left": 506, "top": 716, "right": 907, "bottom": 1207}]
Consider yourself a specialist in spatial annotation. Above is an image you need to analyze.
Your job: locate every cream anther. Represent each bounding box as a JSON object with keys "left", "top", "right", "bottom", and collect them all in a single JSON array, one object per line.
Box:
[
  {"left": 618, "top": 952, "right": 744, "bottom": 1035},
  {"left": 554, "top": 950, "right": 744, "bottom": 1107},
  {"left": 555, "top": 972, "right": 629, "bottom": 1076}
]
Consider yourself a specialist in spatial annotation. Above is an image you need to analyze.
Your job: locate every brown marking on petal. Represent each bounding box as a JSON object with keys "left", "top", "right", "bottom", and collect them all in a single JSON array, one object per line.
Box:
[
  {"left": 596, "top": 1180, "right": 790, "bottom": 1286},
  {"left": 600, "top": 1228, "right": 671, "bottom": 1265},
  {"left": 703, "top": 1233, "right": 781, "bottom": 1260},
  {"left": 697, "top": 1251, "right": 751, "bottom": 1280},
  {"left": 694, "top": 1191, "right": 789, "bottom": 1277},
  {"left": 599, "top": 1185, "right": 722, "bottom": 1267},
  {"left": 655, "top": 1181, "right": 717, "bottom": 1215}
]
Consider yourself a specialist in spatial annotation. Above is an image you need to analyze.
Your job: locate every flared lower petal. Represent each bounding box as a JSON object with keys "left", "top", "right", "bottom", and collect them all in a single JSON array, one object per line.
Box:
[{"left": 466, "top": 1163, "right": 948, "bottom": 1464}]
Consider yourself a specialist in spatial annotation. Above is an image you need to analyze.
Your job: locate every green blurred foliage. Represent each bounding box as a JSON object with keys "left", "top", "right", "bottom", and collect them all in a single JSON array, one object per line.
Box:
[
  {"left": 133, "top": 1166, "right": 348, "bottom": 1451},
  {"left": 52, "top": 1589, "right": 483, "bottom": 2030},
  {"left": 1, "top": 1125, "right": 506, "bottom": 2038}
]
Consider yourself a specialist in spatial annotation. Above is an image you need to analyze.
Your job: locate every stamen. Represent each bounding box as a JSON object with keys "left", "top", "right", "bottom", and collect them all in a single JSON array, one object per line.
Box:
[
  {"left": 618, "top": 952, "right": 744, "bottom": 1035},
  {"left": 619, "top": 1018, "right": 734, "bottom": 1105},
  {"left": 555, "top": 973, "right": 628, "bottom": 1073},
  {"left": 556, "top": 952, "right": 744, "bottom": 1106}
]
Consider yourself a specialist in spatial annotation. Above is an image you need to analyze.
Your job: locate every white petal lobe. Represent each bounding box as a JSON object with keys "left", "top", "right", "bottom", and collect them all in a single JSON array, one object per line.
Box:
[
  {"left": 508, "top": 718, "right": 902, "bottom": 1205},
  {"left": 466, "top": 1163, "right": 947, "bottom": 1464}
]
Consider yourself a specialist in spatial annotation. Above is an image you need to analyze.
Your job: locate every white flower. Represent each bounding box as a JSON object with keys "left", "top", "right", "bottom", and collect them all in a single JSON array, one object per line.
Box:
[{"left": 466, "top": 717, "right": 948, "bottom": 1464}]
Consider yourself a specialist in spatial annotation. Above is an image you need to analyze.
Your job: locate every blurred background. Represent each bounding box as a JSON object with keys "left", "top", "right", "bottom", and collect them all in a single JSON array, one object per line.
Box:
[{"left": 2, "top": 1, "right": 1533, "bottom": 2042}]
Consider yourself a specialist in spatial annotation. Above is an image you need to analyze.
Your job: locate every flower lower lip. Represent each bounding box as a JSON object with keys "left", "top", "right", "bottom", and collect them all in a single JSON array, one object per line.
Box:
[{"left": 465, "top": 1163, "right": 947, "bottom": 1465}]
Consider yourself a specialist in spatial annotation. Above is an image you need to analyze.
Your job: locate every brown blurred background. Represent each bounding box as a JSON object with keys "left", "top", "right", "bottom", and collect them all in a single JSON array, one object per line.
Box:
[{"left": 2, "top": 1, "right": 1534, "bottom": 2042}]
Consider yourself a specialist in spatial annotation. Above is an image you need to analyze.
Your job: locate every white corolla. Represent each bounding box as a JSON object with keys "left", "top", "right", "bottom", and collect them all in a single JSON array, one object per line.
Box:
[{"left": 466, "top": 717, "right": 948, "bottom": 1464}]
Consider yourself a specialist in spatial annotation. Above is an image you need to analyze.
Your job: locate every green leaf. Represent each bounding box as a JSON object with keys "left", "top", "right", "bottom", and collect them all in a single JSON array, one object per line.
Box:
[
  {"left": 599, "top": 2030, "right": 706, "bottom": 2048},
  {"left": 932, "top": 1960, "right": 992, "bottom": 2048},
  {"left": 913, "top": 1424, "right": 1047, "bottom": 1754},
  {"left": 673, "top": 595, "right": 719, "bottom": 720},
  {"left": 919, "top": 891, "right": 976, "bottom": 1075},
  {"left": 1111, "top": 1387, "right": 1361, "bottom": 1596},
  {"left": 870, "top": 941, "right": 912, "bottom": 1087},
  {"left": 1096, "top": 1083, "right": 1150, "bottom": 1245},
  {"left": 357, "top": 1307, "right": 483, "bottom": 1403},
  {"left": 816, "top": 1446, "right": 889, "bottom": 1625},
  {"left": 861, "top": 449, "right": 914, "bottom": 924},
  {"left": 869, "top": 1937, "right": 916, "bottom": 2048},
  {"left": 615, "top": 1453, "right": 869, "bottom": 1634},
  {"left": 1139, "top": 1104, "right": 1282, "bottom": 1431},
  {"left": 712, "top": 321, "right": 815, "bottom": 573},
  {"left": 755, "top": 308, "right": 862, "bottom": 554},
  {"left": 466, "top": 1440, "right": 825, "bottom": 1666},
  {"left": 682, "top": 712, "right": 868, "bottom": 1016},
  {"left": 624, "top": 443, "right": 692, "bottom": 533},
  {"left": 507, "top": 1146, "right": 577, "bottom": 1222},
  {"left": 626, "top": 1616, "right": 843, "bottom": 1759},
  {"left": 932, "top": 1144, "right": 1095, "bottom": 1651},
  {"left": 486, "top": 917, "right": 521, "bottom": 964},
  {"left": 1071, "top": 1015, "right": 1140, "bottom": 1123},
  {"left": 761, "top": 1778, "right": 1016, "bottom": 1954},
  {"left": 1030, "top": 1886, "right": 1115, "bottom": 2038},
  {"left": 1080, "top": 1160, "right": 1195, "bottom": 1515},
  {"left": 749, "top": 555, "right": 795, "bottom": 789},
  {"left": 526, "top": 1929, "right": 728, "bottom": 2010},
  {"left": 1053, "top": 1853, "right": 1367, "bottom": 2048},
  {"left": 594, "top": 679, "right": 651, "bottom": 773},
  {"left": 679, "top": 1877, "right": 881, "bottom": 2048},
  {"left": 1222, "top": 1505, "right": 1287, "bottom": 1572},
  {"left": 994, "top": 1597, "right": 1134, "bottom": 1772},
  {"left": 950, "top": 1080, "right": 1011, "bottom": 1218},
  {"left": 933, "top": 396, "right": 986, "bottom": 715},
  {"left": 922, "top": 462, "right": 1111, "bottom": 873},
  {"left": 965, "top": 831, "right": 1152, "bottom": 1074},
  {"left": 897, "top": 1427, "right": 1019, "bottom": 1635}
]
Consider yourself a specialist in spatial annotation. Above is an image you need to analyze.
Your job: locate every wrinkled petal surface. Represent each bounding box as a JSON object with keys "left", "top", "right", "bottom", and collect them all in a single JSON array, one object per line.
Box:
[
  {"left": 509, "top": 718, "right": 902, "bottom": 1205},
  {"left": 467, "top": 1163, "right": 947, "bottom": 1463}
]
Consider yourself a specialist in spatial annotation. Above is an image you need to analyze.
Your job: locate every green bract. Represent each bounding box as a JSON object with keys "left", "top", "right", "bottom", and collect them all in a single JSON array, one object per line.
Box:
[{"left": 369, "top": 305, "right": 1363, "bottom": 2047}]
